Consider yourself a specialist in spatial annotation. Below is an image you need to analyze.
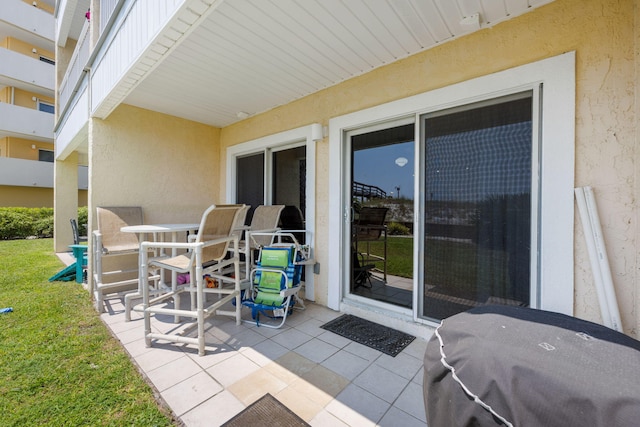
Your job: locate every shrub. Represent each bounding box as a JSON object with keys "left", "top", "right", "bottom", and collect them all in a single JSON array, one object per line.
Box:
[
  {"left": 0, "top": 207, "right": 86, "bottom": 239},
  {"left": 0, "top": 210, "right": 35, "bottom": 239},
  {"left": 78, "top": 206, "right": 88, "bottom": 236},
  {"left": 34, "top": 216, "right": 54, "bottom": 238},
  {"left": 387, "top": 221, "right": 411, "bottom": 236}
]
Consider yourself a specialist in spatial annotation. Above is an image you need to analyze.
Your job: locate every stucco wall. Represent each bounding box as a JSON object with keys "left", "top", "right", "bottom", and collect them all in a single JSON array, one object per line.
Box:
[
  {"left": 219, "top": 0, "right": 638, "bottom": 335},
  {"left": 89, "top": 104, "right": 221, "bottom": 227},
  {"left": 0, "top": 186, "right": 52, "bottom": 207},
  {"left": 5, "top": 137, "right": 54, "bottom": 160}
]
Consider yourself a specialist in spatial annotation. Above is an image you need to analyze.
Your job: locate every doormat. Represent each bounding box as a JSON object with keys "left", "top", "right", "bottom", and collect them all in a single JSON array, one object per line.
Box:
[
  {"left": 221, "top": 393, "right": 309, "bottom": 427},
  {"left": 320, "top": 314, "right": 415, "bottom": 357}
]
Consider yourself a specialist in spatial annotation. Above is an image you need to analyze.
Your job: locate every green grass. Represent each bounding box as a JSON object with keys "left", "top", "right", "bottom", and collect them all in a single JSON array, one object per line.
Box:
[
  {"left": 361, "top": 236, "right": 512, "bottom": 300},
  {"left": 357, "top": 236, "right": 414, "bottom": 278},
  {"left": 0, "top": 239, "right": 176, "bottom": 427}
]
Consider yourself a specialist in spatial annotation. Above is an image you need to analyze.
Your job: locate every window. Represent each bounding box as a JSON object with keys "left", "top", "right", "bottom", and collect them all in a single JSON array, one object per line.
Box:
[
  {"left": 227, "top": 124, "right": 319, "bottom": 300},
  {"left": 39, "top": 56, "right": 55, "bottom": 65},
  {"left": 38, "top": 101, "right": 54, "bottom": 114},
  {"left": 39, "top": 149, "right": 54, "bottom": 162},
  {"left": 236, "top": 153, "right": 265, "bottom": 223}
]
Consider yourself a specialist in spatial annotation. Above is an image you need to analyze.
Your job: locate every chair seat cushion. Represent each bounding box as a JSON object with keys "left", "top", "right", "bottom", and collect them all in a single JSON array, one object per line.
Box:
[{"left": 151, "top": 254, "right": 191, "bottom": 272}]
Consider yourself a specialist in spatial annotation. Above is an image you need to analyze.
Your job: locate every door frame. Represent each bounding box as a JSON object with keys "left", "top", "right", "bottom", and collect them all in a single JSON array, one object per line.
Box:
[
  {"left": 226, "top": 124, "right": 320, "bottom": 300},
  {"left": 328, "top": 52, "right": 575, "bottom": 324}
]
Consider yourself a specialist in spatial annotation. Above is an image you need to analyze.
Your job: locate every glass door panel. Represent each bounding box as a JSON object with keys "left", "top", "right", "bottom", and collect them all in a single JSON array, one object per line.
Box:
[
  {"left": 350, "top": 124, "right": 415, "bottom": 309},
  {"left": 236, "top": 153, "right": 264, "bottom": 223},
  {"left": 273, "top": 146, "right": 307, "bottom": 243},
  {"left": 421, "top": 93, "right": 533, "bottom": 321}
]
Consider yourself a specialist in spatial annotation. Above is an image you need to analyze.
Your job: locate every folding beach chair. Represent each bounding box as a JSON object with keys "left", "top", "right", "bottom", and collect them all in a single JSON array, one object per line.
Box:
[{"left": 241, "top": 234, "right": 308, "bottom": 328}]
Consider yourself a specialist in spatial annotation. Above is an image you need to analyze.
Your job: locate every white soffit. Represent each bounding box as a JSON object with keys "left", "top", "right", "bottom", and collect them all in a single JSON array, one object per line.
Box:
[{"left": 123, "top": 0, "right": 555, "bottom": 127}]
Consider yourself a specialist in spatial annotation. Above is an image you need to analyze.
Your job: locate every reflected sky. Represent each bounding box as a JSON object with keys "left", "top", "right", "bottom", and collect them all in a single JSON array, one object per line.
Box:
[{"left": 353, "top": 141, "right": 415, "bottom": 199}]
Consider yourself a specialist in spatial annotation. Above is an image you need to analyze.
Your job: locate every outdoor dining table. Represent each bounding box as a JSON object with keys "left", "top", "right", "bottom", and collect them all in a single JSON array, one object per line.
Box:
[{"left": 121, "top": 223, "right": 199, "bottom": 321}]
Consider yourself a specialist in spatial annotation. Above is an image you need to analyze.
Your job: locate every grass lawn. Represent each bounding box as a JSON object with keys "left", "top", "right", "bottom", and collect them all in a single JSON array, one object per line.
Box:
[
  {"left": 357, "top": 236, "right": 414, "bottom": 278},
  {"left": 0, "top": 239, "right": 176, "bottom": 426}
]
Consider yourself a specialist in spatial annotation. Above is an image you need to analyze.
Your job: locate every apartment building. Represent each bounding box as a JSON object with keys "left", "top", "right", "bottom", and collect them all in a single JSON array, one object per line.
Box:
[
  {"left": 0, "top": 1, "right": 85, "bottom": 207},
  {"left": 54, "top": 0, "right": 640, "bottom": 339}
]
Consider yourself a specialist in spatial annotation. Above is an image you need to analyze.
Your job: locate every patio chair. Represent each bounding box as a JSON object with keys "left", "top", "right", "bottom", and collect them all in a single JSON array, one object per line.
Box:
[
  {"left": 92, "top": 206, "right": 150, "bottom": 312},
  {"left": 229, "top": 204, "right": 250, "bottom": 242},
  {"left": 140, "top": 204, "right": 245, "bottom": 356},
  {"left": 235, "top": 204, "right": 285, "bottom": 278},
  {"left": 241, "top": 233, "right": 308, "bottom": 328},
  {"left": 70, "top": 218, "right": 87, "bottom": 245},
  {"left": 352, "top": 247, "right": 374, "bottom": 289},
  {"left": 352, "top": 207, "right": 388, "bottom": 282},
  {"left": 278, "top": 205, "right": 306, "bottom": 243}
]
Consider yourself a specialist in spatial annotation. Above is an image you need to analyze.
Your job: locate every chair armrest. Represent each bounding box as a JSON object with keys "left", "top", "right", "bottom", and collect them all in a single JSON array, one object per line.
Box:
[
  {"left": 141, "top": 235, "right": 236, "bottom": 251},
  {"left": 248, "top": 229, "right": 281, "bottom": 247}
]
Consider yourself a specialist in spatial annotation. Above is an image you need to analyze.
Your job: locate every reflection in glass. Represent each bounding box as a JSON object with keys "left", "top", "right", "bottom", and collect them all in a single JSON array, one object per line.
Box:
[
  {"left": 422, "top": 94, "right": 533, "bottom": 320},
  {"left": 350, "top": 124, "right": 415, "bottom": 309}
]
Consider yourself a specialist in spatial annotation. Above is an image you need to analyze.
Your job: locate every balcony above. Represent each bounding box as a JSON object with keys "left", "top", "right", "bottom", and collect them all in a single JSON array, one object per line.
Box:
[
  {"left": 0, "top": 0, "right": 54, "bottom": 51},
  {"left": 0, "top": 102, "right": 54, "bottom": 142},
  {"left": 0, "top": 47, "right": 55, "bottom": 96},
  {"left": 0, "top": 157, "right": 87, "bottom": 189},
  {"left": 56, "top": 0, "right": 90, "bottom": 48}
]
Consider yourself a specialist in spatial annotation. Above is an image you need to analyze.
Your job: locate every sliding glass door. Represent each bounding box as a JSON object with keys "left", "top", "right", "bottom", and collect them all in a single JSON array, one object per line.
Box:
[
  {"left": 235, "top": 145, "right": 306, "bottom": 224},
  {"left": 420, "top": 93, "right": 534, "bottom": 321},
  {"left": 343, "top": 92, "right": 537, "bottom": 322},
  {"left": 348, "top": 122, "right": 415, "bottom": 309}
]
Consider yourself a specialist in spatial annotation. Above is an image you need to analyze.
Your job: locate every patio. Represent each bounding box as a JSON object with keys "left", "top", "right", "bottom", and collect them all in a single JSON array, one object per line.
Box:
[{"left": 98, "top": 291, "right": 429, "bottom": 426}]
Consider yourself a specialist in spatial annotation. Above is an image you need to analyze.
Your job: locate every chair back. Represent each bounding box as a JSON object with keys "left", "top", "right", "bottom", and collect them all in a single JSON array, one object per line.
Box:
[
  {"left": 70, "top": 218, "right": 86, "bottom": 245},
  {"left": 96, "top": 207, "right": 143, "bottom": 253},
  {"left": 355, "top": 207, "right": 388, "bottom": 241},
  {"left": 278, "top": 205, "right": 305, "bottom": 243},
  {"left": 250, "top": 205, "right": 285, "bottom": 247},
  {"left": 197, "top": 204, "right": 245, "bottom": 263},
  {"left": 230, "top": 205, "right": 250, "bottom": 240}
]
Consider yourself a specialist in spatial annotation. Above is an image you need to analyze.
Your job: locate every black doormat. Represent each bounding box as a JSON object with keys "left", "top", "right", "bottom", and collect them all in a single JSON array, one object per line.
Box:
[
  {"left": 320, "top": 314, "right": 415, "bottom": 357},
  {"left": 222, "top": 393, "right": 309, "bottom": 427}
]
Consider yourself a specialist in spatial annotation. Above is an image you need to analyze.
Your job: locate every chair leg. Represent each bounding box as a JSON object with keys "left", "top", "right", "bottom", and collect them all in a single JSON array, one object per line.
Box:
[{"left": 95, "top": 287, "right": 104, "bottom": 313}]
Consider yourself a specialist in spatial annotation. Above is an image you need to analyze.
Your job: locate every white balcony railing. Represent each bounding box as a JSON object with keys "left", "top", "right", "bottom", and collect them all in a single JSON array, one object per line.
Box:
[
  {"left": 58, "top": 19, "right": 90, "bottom": 115},
  {"left": 100, "top": 0, "right": 120, "bottom": 36},
  {"left": 0, "top": 1, "right": 54, "bottom": 44},
  {"left": 0, "top": 48, "right": 55, "bottom": 94},
  {"left": 0, "top": 103, "right": 54, "bottom": 140},
  {"left": 0, "top": 157, "right": 88, "bottom": 189},
  {"left": 0, "top": 157, "right": 53, "bottom": 188}
]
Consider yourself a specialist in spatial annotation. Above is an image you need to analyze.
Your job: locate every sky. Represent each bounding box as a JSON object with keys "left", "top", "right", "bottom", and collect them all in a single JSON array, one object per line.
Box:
[{"left": 353, "top": 141, "right": 415, "bottom": 200}]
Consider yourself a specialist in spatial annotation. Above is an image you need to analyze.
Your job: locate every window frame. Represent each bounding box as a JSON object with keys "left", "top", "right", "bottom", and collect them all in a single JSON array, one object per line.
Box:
[
  {"left": 38, "top": 149, "right": 54, "bottom": 162},
  {"left": 37, "top": 100, "right": 55, "bottom": 114},
  {"left": 226, "top": 124, "right": 320, "bottom": 301},
  {"left": 328, "top": 52, "right": 575, "bottom": 322}
]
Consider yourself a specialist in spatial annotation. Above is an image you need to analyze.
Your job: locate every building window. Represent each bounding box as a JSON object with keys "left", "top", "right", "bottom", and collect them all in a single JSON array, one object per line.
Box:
[
  {"left": 39, "top": 56, "right": 55, "bottom": 65},
  {"left": 38, "top": 149, "right": 54, "bottom": 162},
  {"left": 38, "top": 101, "right": 54, "bottom": 114}
]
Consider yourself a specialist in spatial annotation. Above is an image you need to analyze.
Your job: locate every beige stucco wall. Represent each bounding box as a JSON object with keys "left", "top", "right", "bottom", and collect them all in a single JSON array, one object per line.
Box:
[
  {"left": 0, "top": 187, "right": 84, "bottom": 209},
  {"left": 4, "top": 36, "right": 55, "bottom": 61},
  {"left": 0, "top": 186, "right": 52, "bottom": 207},
  {"left": 218, "top": 0, "right": 638, "bottom": 335},
  {"left": 89, "top": 104, "right": 221, "bottom": 228},
  {"left": 54, "top": 152, "right": 80, "bottom": 251},
  {"left": 86, "top": 105, "right": 221, "bottom": 282},
  {"left": 4, "top": 137, "right": 54, "bottom": 160}
]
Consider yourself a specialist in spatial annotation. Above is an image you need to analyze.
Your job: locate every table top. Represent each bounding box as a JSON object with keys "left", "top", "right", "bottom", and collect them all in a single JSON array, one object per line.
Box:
[{"left": 121, "top": 223, "right": 199, "bottom": 233}]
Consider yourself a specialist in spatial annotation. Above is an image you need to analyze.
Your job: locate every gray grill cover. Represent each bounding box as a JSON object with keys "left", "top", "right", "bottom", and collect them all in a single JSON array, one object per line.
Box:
[{"left": 424, "top": 305, "right": 640, "bottom": 427}]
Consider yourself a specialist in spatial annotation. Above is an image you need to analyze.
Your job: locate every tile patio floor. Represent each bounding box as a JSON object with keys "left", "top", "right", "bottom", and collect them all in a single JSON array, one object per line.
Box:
[{"left": 99, "top": 293, "right": 430, "bottom": 427}]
